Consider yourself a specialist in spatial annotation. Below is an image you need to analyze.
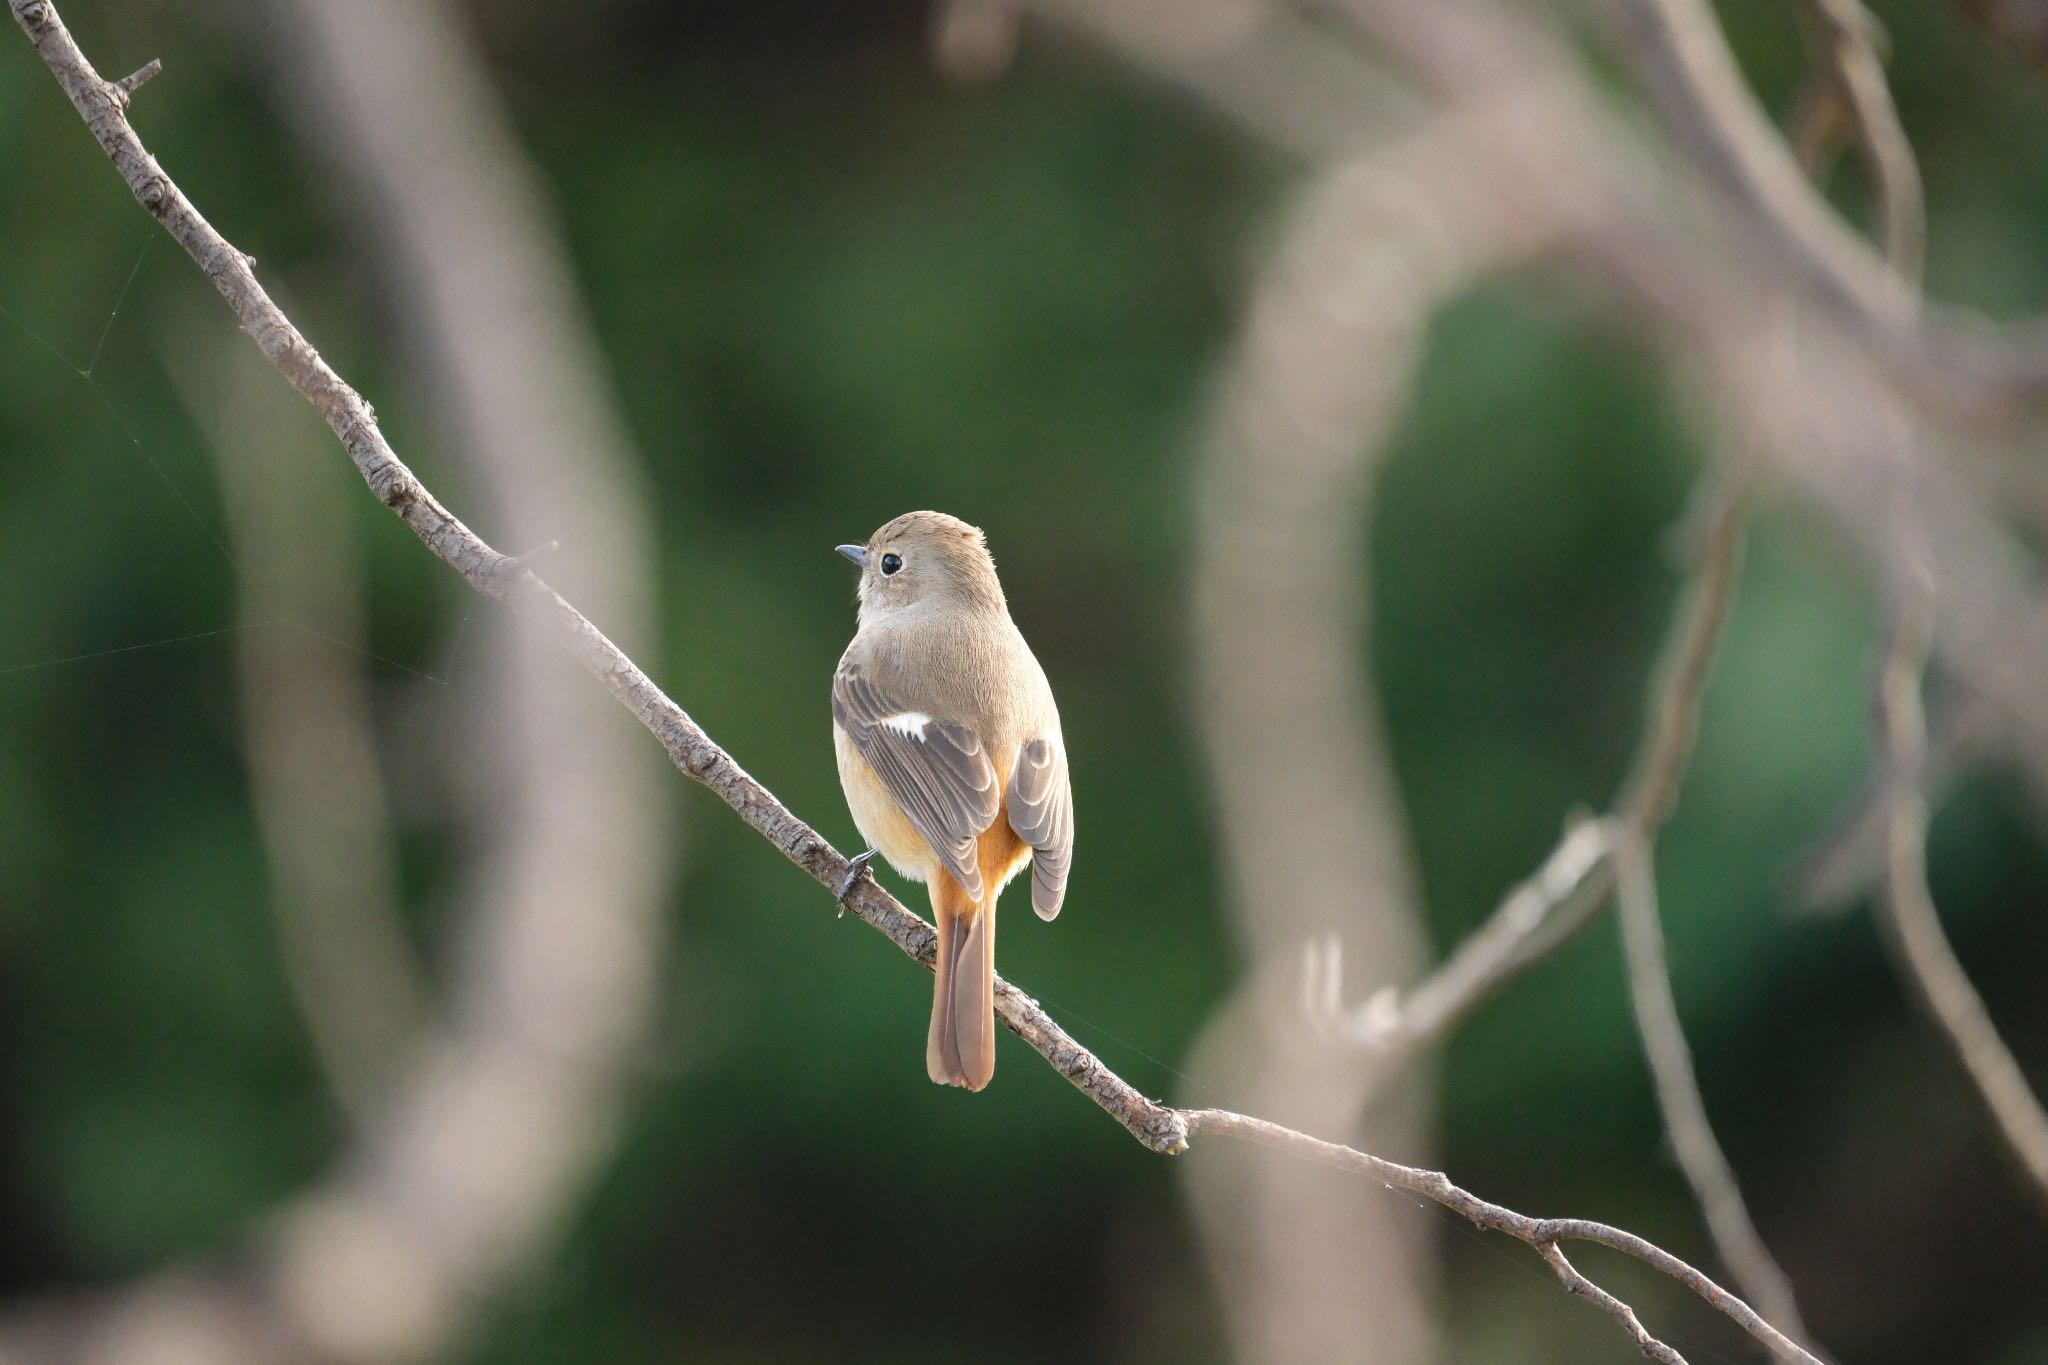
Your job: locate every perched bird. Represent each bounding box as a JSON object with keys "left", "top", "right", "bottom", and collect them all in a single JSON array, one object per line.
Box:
[{"left": 832, "top": 511, "right": 1073, "bottom": 1091}]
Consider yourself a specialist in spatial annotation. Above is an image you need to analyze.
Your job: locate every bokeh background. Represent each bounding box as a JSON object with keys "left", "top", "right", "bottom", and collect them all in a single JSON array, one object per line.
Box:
[{"left": 2, "top": 1, "right": 2047, "bottom": 1362}]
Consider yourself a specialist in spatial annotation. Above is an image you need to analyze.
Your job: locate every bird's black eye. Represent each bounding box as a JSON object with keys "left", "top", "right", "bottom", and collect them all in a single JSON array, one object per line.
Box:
[{"left": 880, "top": 553, "right": 903, "bottom": 576}]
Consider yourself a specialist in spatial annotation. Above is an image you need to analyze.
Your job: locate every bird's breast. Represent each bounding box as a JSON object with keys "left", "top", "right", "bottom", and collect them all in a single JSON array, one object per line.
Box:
[{"left": 833, "top": 722, "right": 941, "bottom": 884}]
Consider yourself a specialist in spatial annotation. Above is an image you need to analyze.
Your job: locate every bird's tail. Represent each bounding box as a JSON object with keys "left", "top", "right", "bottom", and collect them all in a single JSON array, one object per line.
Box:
[{"left": 927, "top": 872, "right": 995, "bottom": 1091}]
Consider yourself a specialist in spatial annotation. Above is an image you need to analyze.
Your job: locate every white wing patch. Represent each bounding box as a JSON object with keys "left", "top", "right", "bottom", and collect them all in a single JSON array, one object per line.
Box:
[{"left": 878, "top": 710, "right": 934, "bottom": 741}]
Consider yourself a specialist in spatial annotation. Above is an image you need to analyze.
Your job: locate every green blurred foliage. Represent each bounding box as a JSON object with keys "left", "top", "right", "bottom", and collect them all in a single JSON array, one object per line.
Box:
[{"left": 2, "top": 2, "right": 2046, "bottom": 1362}]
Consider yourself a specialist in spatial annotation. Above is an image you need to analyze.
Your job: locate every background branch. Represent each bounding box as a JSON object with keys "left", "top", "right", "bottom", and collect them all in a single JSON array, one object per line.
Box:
[
  {"left": 1605, "top": 484, "right": 1817, "bottom": 1348},
  {"left": 1876, "top": 566, "right": 2048, "bottom": 1211},
  {"left": 1601, "top": 0, "right": 1909, "bottom": 328},
  {"left": 1182, "top": 109, "right": 1533, "bottom": 1363},
  {"left": 1787, "top": 0, "right": 2048, "bottom": 1218},
  {"left": 1614, "top": 824, "right": 1811, "bottom": 1346},
  {"left": 1792, "top": 0, "right": 1924, "bottom": 282},
  {"left": 249, "top": 0, "right": 676, "bottom": 1354},
  {"left": 1275, "top": 0, "right": 2048, "bottom": 1030},
  {"left": 176, "top": 331, "right": 426, "bottom": 1131},
  {"left": 1312, "top": 485, "right": 1746, "bottom": 1050}
]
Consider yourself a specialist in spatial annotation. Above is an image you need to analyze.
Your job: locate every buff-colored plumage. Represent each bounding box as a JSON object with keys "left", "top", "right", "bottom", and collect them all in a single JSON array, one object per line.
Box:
[{"left": 831, "top": 511, "right": 1072, "bottom": 1090}]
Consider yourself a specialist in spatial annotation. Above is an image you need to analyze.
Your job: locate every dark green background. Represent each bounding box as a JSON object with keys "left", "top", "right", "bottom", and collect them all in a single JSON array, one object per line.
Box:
[{"left": 2, "top": 1, "right": 2045, "bottom": 1361}]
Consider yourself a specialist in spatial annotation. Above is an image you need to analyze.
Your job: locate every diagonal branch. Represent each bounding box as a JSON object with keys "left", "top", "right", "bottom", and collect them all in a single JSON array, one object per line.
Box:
[
  {"left": 4, "top": 0, "right": 1183, "bottom": 1159},
  {"left": 5, "top": 1, "right": 1823, "bottom": 1359}
]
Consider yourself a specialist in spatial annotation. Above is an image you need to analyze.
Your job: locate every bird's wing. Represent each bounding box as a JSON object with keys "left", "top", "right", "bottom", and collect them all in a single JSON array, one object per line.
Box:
[
  {"left": 1005, "top": 734, "right": 1073, "bottom": 921},
  {"left": 833, "top": 661, "right": 1001, "bottom": 899}
]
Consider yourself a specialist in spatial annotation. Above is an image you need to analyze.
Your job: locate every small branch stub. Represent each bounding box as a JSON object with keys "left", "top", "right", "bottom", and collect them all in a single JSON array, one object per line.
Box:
[{"left": 111, "top": 56, "right": 159, "bottom": 103}]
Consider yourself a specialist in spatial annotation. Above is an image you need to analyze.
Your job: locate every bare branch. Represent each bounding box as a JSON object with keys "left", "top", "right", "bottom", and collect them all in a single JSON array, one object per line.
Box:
[
  {"left": 1536, "top": 1242, "right": 1686, "bottom": 1365},
  {"left": 1297, "top": 451, "right": 1809, "bottom": 1336},
  {"left": 1325, "top": 476, "right": 1814, "bottom": 1338},
  {"left": 1182, "top": 1109, "right": 1823, "bottom": 1365},
  {"left": 1317, "top": 486, "right": 1745, "bottom": 1049},
  {"left": 1184, "top": 107, "right": 1540, "bottom": 1362},
  {"left": 1613, "top": 827, "right": 1811, "bottom": 1344},
  {"left": 1792, "top": 0, "right": 1924, "bottom": 285},
  {"left": 1782, "top": 0, "right": 2048, "bottom": 1215},
  {"left": 1789, "top": 691, "right": 1990, "bottom": 911},
  {"left": 1618, "top": 484, "right": 1746, "bottom": 829},
  {"left": 6, "top": 3, "right": 1831, "bottom": 1358},
  {"left": 1310, "top": 811, "right": 1614, "bottom": 1050},
  {"left": 1875, "top": 572, "right": 2048, "bottom": 1210},
  {"left": 1607, "top": 493, "right": 1815, "bottom": 1343},
  {"left": 1599, "top": 0, "right": 1912, "bottom": 326}
]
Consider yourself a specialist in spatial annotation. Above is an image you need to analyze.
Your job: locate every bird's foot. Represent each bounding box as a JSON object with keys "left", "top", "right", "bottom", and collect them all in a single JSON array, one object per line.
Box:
[{"left": 835, "top": 847, "right": 879, "bottom": 917}]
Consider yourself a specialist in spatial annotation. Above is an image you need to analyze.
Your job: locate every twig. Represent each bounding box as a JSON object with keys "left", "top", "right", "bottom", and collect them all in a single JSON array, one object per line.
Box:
[
  {"left": 110, "top": 55, "right": 156, "bottom": 101},
  {"left": 1875, "top": 575, "right": 2048, "bottom": 1211},
  {"left": 1788, "top": 691, "right": 1990, "bottom": 912},
  {"left": 1316, "top": 487, "right": 1746, "bottom": 1048},
  {"left": 1182, "top": 1109, "right": 1822, "bottom": 1365},
  {"left": 1613, "top": 827, "right": 1812, "bottom": 1345},
  {"left": 1308, "top": 815, "right": 1613, "bottom": 1048},
  {"left": 1610, "top": 497, "right": 1815, "bottom": 1344},
  {"left": 7, "top": 2, "right": 1828, "bottom": 1357},
  {"left": 1536, "top": 1243, "right": 1685, "bottom": 1365},
  {"left": 1617, "top": 484, "right": 1746, "bottom": 831},
  {"left": 1792, "top": 0, "right": 1924, "bottom": 287}
]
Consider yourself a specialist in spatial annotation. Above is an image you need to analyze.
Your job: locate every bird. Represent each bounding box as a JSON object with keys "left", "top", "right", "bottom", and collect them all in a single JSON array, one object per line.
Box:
[{"left": 831, "top": 511, "right": 1073, "bottom": 1091}]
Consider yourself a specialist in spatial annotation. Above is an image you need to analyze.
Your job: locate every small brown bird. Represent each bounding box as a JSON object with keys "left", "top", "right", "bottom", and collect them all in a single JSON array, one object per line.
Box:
[{"left": 832, "top": 511, "right": 1073, "bottom": 1091}]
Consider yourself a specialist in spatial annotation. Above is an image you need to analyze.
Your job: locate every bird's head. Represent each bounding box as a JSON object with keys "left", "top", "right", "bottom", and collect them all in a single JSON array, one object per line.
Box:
[{"left": 837, "top": 510, "right": 1005, "bottom": 623}]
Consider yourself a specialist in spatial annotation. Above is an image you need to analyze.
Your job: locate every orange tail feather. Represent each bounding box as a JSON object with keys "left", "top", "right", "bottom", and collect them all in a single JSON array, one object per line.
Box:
[{"left": 928, "top": 872, "right": 996, "bottom": 1091}]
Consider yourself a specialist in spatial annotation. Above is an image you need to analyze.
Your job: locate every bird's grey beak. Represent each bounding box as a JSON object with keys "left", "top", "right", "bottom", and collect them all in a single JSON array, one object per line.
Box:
[{"left": 835, "top": 544, "right": 868, "bottom": 567}]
